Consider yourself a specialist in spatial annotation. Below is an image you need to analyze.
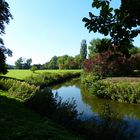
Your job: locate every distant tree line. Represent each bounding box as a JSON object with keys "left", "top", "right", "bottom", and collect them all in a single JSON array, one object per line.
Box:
[
  {"left": 44, "top": 40, "right": 87, "bottom": 70},
  {"left": 44, "top": 54, "right": 80, "bottom": 70},
  {"left": 11, "top": 39, "right": 87, "bottom": 70}
]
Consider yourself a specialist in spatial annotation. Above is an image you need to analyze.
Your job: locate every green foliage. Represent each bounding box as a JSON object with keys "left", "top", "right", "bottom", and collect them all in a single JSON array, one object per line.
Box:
[
  {"left": 15, "top": 57, "right": 24, "bottom": 69},
  {"left": 25, "top": 71, "right": 81, "bottom": 87},
  {"left": 129, "top": 53, "right": 140, "bottom": 71},
  {"left": 25, "top": 87, "right": 57, "bottom": 116},
  {"left": 15, "top": 57, "right": 32, "bottom": 69},
  {"left": 129, "top": 46, "right": 140, "bottom": 55},
  {"left": 0, "top": 49, "right": 7, "bottom": 74},
  {"left": 83, "top": 0, "right": 140, "bottom": 57},
  {"left": 24, "top": 58, "right": 32, "bottom": 69},
  {"left": 81, "top": 72, "right": 101, "bottom": 86},
  {"left": 57, "top": 55, "right": 70, "bottom": 69},
  {"left": 88, "top": 38, "right": 111, "bottom": 58},
  {"left": 80, "top": 40, "right": 87, "bottom": 62},
  {"left": 26, "top": 89, "right": 79, "bottom": 128},
  {"left": 48, "top": 56, "right": 58, "bottom": 69},
  {"left": 45, "top": 55, "right": 81, "bottom": 70},
  {"left": 83, "top": 79, "right": 140, "bottom": 103},
  {"left": 30, "top": 65, "right": 38, "bottom": 73},
  {"left": 0, "top": 0, "right": 13, "bottom": 74},
  {"left": 0, "top": 91, "right": 80, "bottom": 140},
  {"left": 0, "top": 78, "right": 39, "bottom": 101},
  {"left": 74, "top": 54, "right": 82, "bottom": 69}
]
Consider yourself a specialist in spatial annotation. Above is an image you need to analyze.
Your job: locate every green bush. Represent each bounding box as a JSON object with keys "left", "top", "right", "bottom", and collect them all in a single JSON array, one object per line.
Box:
[
  {"left": 25, "top": 72, "right": 81, "bottom": 87},
  {"left": 0, "top": 79, "right": 39, "bottom": 101},
  {"left": 85, "top": 79, "right": 140, "bottom": 103},
  {"left": 30, "top": 65, "right": 38, "bottom": 73},
  {"left": 26, "top": 88, "right": 79, "bottom": 128},
  {"left": 81, "top": 72, "right": 101, "bottom": 87}
]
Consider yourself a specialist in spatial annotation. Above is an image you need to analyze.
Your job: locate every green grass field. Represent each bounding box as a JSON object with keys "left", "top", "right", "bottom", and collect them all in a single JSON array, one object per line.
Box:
[{"left": 4, "top": 69, "right": 82, "bottom": 80}]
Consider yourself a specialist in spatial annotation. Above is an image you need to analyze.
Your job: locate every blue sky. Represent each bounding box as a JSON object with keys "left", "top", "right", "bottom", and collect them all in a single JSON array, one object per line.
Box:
[{"left": 4, "top": 0, "right": 140, "bottom": 65}]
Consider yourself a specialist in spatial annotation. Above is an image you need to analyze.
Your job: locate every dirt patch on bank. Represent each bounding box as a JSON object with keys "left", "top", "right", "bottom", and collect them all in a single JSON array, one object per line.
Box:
[{"left": 105, "top": 77, "right": 140, "bottom": 83}]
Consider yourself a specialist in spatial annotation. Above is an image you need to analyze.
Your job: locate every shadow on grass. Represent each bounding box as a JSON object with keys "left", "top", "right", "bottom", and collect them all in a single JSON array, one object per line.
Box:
[{"left": 0, "top": 95, "right": 79, "bottom": 140}]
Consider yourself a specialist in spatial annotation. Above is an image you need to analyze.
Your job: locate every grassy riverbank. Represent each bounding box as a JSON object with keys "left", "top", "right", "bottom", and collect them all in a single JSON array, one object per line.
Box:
[
  {"left": 0, "top": 70, "right": 82, "bottom": 140},
  {"left": 0, "top": 90, "right": 80, "bottom": 140},
  {"left": 82, "top": 73, "right": 140, "bottom": 104},
  {"left": 2, "top": 70, "right": 81, "bottom": 88}
]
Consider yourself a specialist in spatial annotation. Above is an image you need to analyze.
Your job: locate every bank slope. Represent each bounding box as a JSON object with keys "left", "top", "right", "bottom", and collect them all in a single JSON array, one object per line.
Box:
[{"left": 0, "top": 91, "right": 81, "bottom": 140}]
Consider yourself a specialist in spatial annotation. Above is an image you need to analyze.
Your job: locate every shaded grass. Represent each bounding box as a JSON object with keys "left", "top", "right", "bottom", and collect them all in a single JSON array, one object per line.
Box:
[
  {"left": 0, "top": 91, "right": 81, "bottom": 140},
  {"left": 4, "top": 70, "right": 82, "bottom": 80}
]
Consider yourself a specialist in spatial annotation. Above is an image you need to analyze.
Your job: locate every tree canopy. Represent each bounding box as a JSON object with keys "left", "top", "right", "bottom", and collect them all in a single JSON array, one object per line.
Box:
[
  {"left": 15, "top": 57, "right": 32, "bottom": 69},
  {"left": 83, "top": 0, "right": 140, "bottom": 57},
  {"left": 88, "top": 38, "right": 111, "bottom": 58},
  {"left": 0, "top": 0, "right": 13, "bottom": 74},
  {"left": 80, "top": 40, "right": 87, "bottom": 61}
]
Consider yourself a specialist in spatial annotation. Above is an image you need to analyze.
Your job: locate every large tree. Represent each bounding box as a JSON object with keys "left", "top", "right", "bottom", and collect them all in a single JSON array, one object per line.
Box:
[
  {"left": 24, "top": 58, "right": 32, "bottom": 69},
  {"left": 15, "top": 57, "right": 24, "bottom": 69},
  {"left": 80, "top": 40, "right": 87, "bottom": 68},
  {"left": 0, "top": 0, "right": 13, "bottom": 74},
  {"left": 48, "top": 56, "right": 58, "bottom": 69},
  {"left": 80, "top": 40, "right": 87, "bottom": 61},
  {"left": 83, "top": 0, "right": 140, "bottom": 57},
  {"left": 15, "top": 57, "right": 32, "bottom": 69}
]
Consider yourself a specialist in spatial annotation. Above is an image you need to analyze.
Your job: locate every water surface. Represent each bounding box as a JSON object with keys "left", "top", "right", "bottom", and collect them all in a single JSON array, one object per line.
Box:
[{"left": 51, "top": 78, "right": 140, "bottom": 137}]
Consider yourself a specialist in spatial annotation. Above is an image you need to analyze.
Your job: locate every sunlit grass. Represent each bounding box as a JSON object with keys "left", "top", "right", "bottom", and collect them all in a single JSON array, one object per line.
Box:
[{"left": 4, "top": 69, "right": 82, "bottom": 80}]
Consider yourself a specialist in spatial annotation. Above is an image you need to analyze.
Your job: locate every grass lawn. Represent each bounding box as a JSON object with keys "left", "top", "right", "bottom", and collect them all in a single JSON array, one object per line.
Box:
[
  {"left": 3, "top": 69, "right": 82, "bottom": 80},
  {"left": 0, "top": 90, "right": 81, "bottom": 140}
]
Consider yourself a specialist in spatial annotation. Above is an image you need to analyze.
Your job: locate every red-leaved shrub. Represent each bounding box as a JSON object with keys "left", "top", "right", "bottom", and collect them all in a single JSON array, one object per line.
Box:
[{"left": 84, "top": 50, "right": 131, "bottom": 77}]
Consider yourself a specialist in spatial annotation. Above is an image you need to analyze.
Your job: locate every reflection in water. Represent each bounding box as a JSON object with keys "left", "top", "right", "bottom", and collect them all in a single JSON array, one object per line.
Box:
[
  {"left": 81, "top": 85, "right": 140, "bottom": 120},
  {"left": 52, "top": 79, "right": 95, "bottom": 119},
  {"left": 51, "top": 79, "right": 140, "bottom": 138}
]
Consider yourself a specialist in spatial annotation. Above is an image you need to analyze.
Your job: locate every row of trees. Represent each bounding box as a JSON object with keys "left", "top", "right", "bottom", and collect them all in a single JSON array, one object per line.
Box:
[
  {"left": 45, "top": 55, "right": 81, "bottom": 69},
  {"left": 13, "top": 39, "right": 87, "bottom": 70},
  {"left": 44, "top": 40, "right": 87, "bottom": 69}
]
